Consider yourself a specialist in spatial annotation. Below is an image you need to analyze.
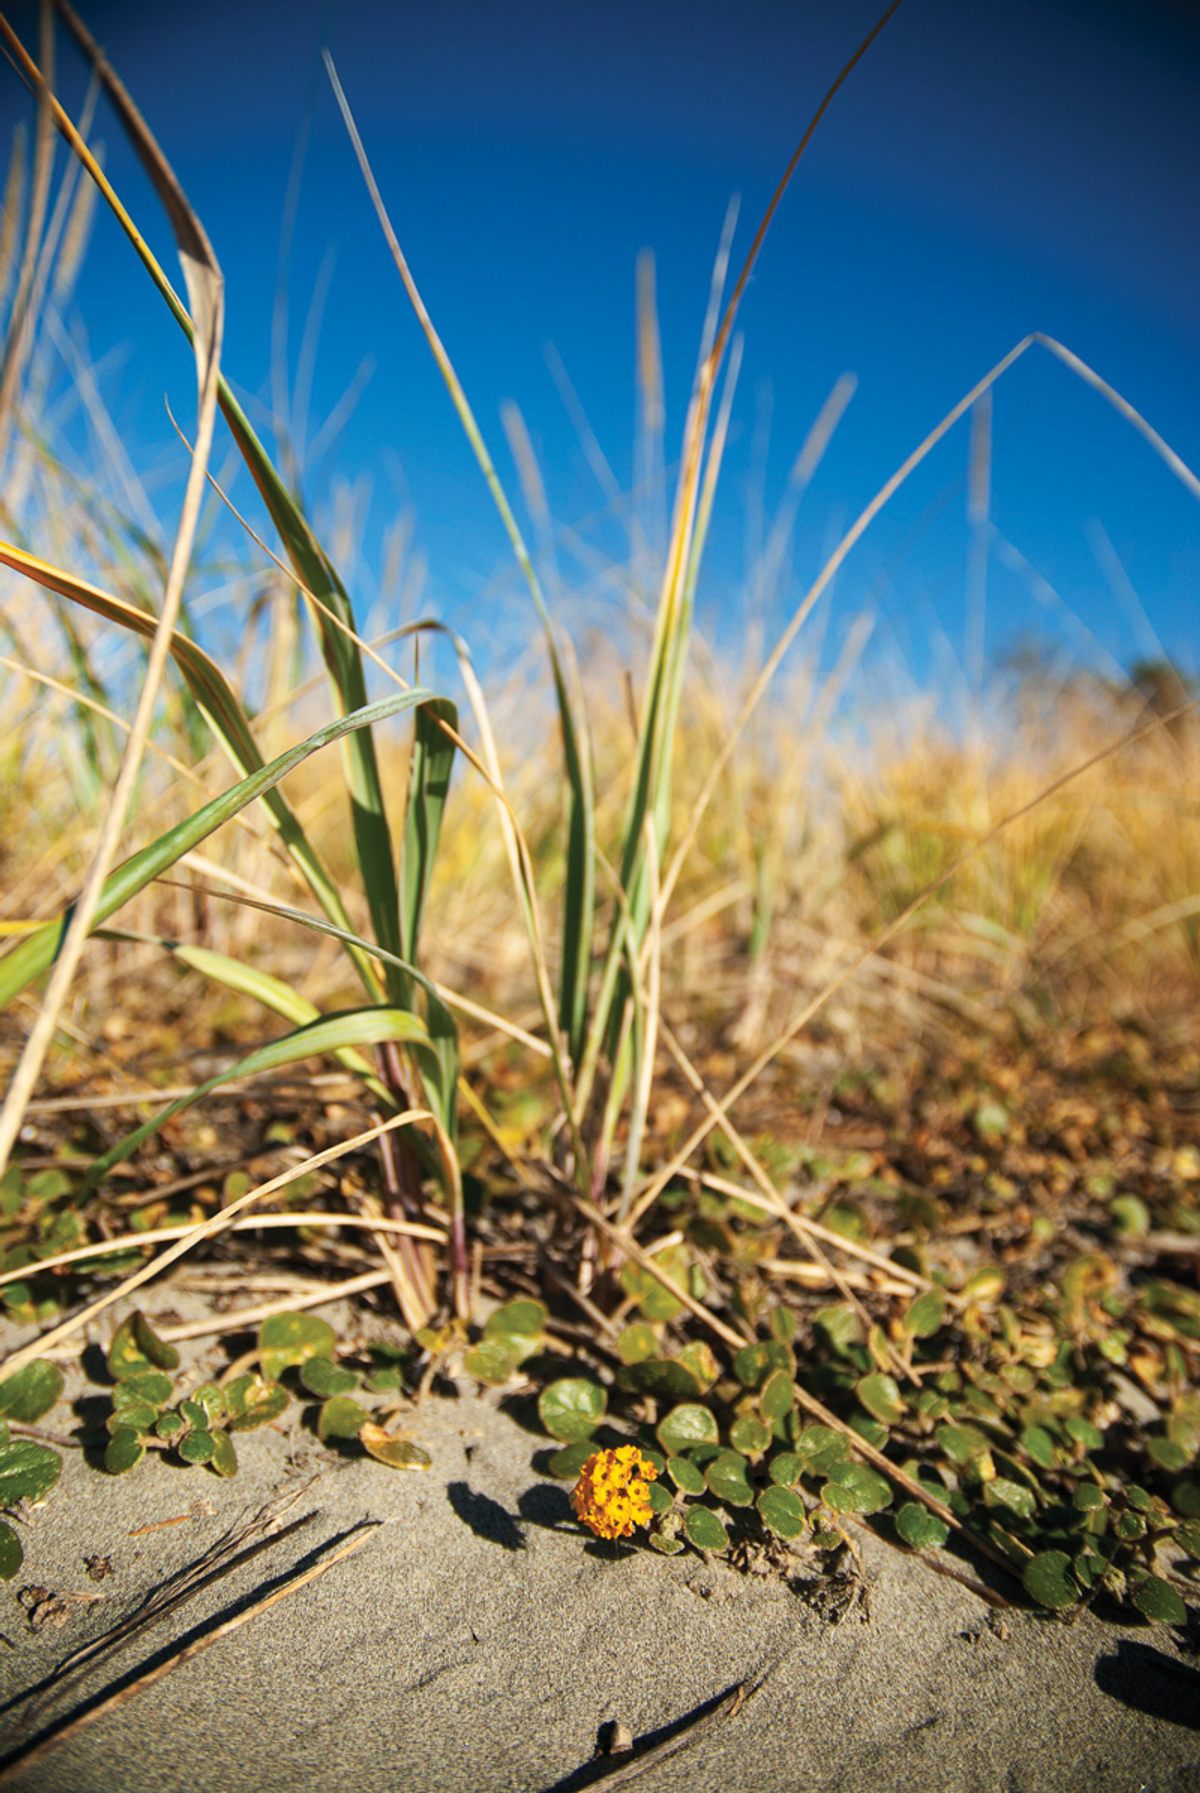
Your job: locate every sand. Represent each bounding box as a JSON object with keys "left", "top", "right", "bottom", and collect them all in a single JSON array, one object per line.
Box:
[{"left": 2, "top": 1307, "right": 1198, "bottom": 1793}]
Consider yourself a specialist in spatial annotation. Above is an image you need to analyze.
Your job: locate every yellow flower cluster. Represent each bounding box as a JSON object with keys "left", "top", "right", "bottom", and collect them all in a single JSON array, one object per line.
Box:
[{"left": 571, "top": 1445, "right": 658, "bottom": 1540}]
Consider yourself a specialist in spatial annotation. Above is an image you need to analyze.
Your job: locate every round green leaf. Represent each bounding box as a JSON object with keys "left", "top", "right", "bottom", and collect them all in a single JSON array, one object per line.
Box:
[
  {"left": 656, "top": 1403, "right": 719, "bottom": 1456},
  {"left": 155, "top": 1410, "right": 184, "bottom": 1441},
  {"left": 730, "top": 1415, "right": 771, "bottom": 1458},
  {"left": 647, "top": 1480, "right": 673, "bottom": 1515},
  {"left": 705, "top": 1450, "right": 754, "bottom": 1508},
  {"left": 1073, "top": 1549, "right": 1104, "bottom": 1591},
  {"left": 1131, "top": 1575, "right": 1188, "bottom": 1626},
  {"left": 677, "top": 1342, "right": 720, "bottom": 1390},
  {"left": 484, "top": 1299, "right": 546, "bottom": 1341},
  {"left": 114, "top": 1370, "right": 174, "bottom": 1408},
  {"left": 855, "top": 1372, "right": 903, "bottom": 1426},
  {"left": 208, "top": 1430, "right": 238, "bottom": 1478},
  {"left": 1065, "top": 1416, "right": 1104, "bottom": 1453},
  {"left": 903, "top": 1287, "right": 946, "bottom": 1338},
  {"left": 733, "top": 1343, "right": 770, "bottom": 1389},
  {"left": 667, "top": 1456, "right": 706, "bottom": 1496},
  {"left": 359, "top": 1423, "right": 431, "bottom": 1470},
  {"left": 104, "top": 1428, "right": 144, "bottom": 1476},
  {"left": 191, "top": 1383, "right": 225, "bottom": 1424},
  {"left": 1022, "top": 1550, "right": 1078, "bottom": 1610},
  {"left": 937, "top": 1423, "right": 991, "bottom": 1467},
  {"left": 616, "top": 1323, "right": 657, "bottom": 1365},
  {"left": 318, "top": 1396, "right": 372, "bottom": 1441},
  {"left": 768, "top": 1451, "right": 803, "bottom": 1488},
  {"left": 0, "top": 1360, "right": 63, "bottom": 1424},
  {"left": 684, "top": 1505, "right": 729, "bottom": 1553},
  {"left": 537, "top": 1378, "right": 606, "bottom": 1443},
  {"left": 822, "top": 1462, "right": 893, "bottom": 1515},
  {"left": 107, "top": 1399, "right": 157, "bottom": 1434},
  {"left": 1174, "top": 1519, "right": 1200, "bottom": 1560},
  {"left": 179, "top": 1428, "right": 215, "bottom": 1465},
  {"left": 107, "top": 1311, "right": 180, "bottom": 1380},
  {"left": 618, "top": 1248, "right": 689, "bottom": 1321},
  {"left": 757, "top": 1485, "right": 806, "bottom": 1539},
  {"left": 1172, "top": 1480, "right": 1200, "bottom": 1518},
  {"left": 851, "top": 1414, "right": 890, "bottom": 1451},
  {"left": 0, "top": 1518, "right": 23, "bottom": 1580},
  {"left": 1020, "top": 1425, "right": 1057, "bottom": 1469},
  {"left": 480, "top": 1306, "right": 543, "bottom": 1368},
  {"left": 983, "top": 1478, "right": 1037, "bottom": 1521},
  {"left": 769, "top": 1306, "right": 798, "bottom": 1344},
  {"left": 548, "top": 1441, "right": 594, "bottom": 1479},
  {"left": 759, "top": 1369, "right": 795, "bottom": 1424},
  {"left": 300, "top": 1356, "right": 359, "bottom": 1398},
  {"left": 895, "top": 1501, "right": 949, "bottom": 1549},
  {"left": 1072, "top": 1483, "right": 1106, "bottom": 1512},
  {"left": 0, "top": 1438, "right": 62, "bottom": 1503},
  {"left": 649, "top": 1532, "right": 685, "bottom": 1555},
  {"left": 1148, "top": 1438, "right": 1189, "bottom": 1473},
  {"left": 794, "top": 1425, "right": 851, "bottom": 1476},
  {"left": 225, "top": 1374, "right": 289, "bottom": 1431},
  {"left": 258, "top": 1312, "right": 336, "bottom": 1383},
  {"left": 617, "top": 1358, "right": 702, "bottom": 1399},
  {"left": 464, "top": 1341, "right": 521, "bottom": 1386}
]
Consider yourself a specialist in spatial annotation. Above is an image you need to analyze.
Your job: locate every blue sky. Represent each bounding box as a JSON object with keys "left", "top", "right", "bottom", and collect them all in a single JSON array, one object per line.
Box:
[{"left": 7, "top": 0, "right": 1200, "bottom": 699}]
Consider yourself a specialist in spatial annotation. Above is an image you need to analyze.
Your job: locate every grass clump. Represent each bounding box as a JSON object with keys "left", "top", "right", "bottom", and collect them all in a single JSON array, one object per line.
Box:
[{"left": 0, "top": 1, "right": 1196, "bottom": 1638}]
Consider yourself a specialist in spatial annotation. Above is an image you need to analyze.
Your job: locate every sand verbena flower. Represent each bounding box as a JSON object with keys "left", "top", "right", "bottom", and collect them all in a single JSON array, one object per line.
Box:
[{"left": 571, "top": 1444, "right": 658, "bottom": 1540}]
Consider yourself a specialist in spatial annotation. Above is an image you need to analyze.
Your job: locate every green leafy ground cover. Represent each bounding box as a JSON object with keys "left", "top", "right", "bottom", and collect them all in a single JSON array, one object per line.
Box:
[{"left": 2, "top": 1014, "right": 1196, "bottom": 1634}]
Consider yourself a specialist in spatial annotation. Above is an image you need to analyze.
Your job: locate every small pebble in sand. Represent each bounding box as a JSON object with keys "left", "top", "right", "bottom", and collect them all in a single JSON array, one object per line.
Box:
[{"left": 598, "top": 1720, "right": 633, "bottom": 1756}]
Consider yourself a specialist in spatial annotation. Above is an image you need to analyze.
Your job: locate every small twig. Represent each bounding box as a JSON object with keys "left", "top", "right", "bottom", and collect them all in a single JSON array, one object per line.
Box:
[
  {"left": 902, "top": 1546, "right": 1012, "bottom": 1609},
  {"left": 127, "top": 1507, "right": 214, "bottom": 1539},
  {"left": 7, "top": 1424, "right": 83, "bottom": 1449}
]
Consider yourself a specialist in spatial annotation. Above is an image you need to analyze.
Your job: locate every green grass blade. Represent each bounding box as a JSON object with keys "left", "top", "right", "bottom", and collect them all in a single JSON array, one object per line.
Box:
[
  {"left": 556, "top": 648, "right": 596, "bottom": 1068},
  {"left": 399, "top": 697, "right": 457, "bottom": 970},
  {"left": 0, "top": 689, "right": 433, "bottom": 1011},
  {"left": 152, "top": 939, "right": 388, "bottom": 1100},
  {"left": 84, "top": 1006, "right": 433, "bottom": 1187}
]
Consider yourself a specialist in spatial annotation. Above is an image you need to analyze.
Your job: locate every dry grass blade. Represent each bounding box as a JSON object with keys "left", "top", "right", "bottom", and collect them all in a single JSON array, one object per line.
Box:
[
  {"left": 0, "top": 1210, "right": 448, "bottom": 1290},
  {"left": 156, "top": 1269, "right": 394, "bottom": 1341}
]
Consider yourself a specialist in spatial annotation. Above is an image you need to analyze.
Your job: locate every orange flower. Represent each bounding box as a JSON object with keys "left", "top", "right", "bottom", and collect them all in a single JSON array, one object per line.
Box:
[{"left": 570, "top": 1444, "right": 658, "bottom": 1540}]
